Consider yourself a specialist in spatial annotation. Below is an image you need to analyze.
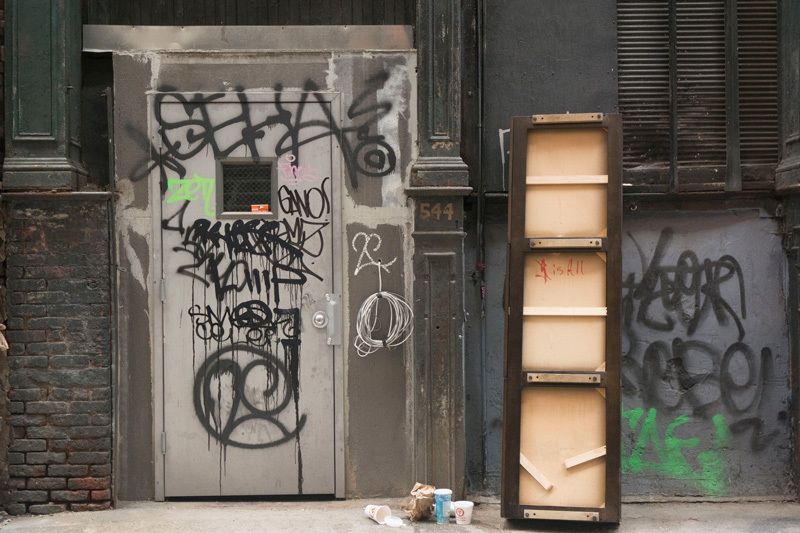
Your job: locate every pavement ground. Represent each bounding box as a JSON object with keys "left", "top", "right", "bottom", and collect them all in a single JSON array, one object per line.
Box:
[{"left": 1, "top": 499, "right": 799, "bottom": 532}]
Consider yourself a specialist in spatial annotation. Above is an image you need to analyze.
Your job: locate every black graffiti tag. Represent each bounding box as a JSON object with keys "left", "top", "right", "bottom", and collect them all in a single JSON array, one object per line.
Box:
[
  {"left": 625, "top": 228, "right": 746, "bottom": 341},
  {"left": 194, "top": 344, "right": 307, "bottom": 450},
  {"left": 621, "top": 228, "right": 781, "bottom": 451},
  {"left": 173, "top": 217, "right": 311, "bottom": 302},
  {"left": 278, "top": 177, "right": 331, "bottom": 219},
  {"left": 137, "top": 73, "right": 397, "bottom": 190},
  {"left": 188, "top": 300, "right": 274, "bottom": 346}
]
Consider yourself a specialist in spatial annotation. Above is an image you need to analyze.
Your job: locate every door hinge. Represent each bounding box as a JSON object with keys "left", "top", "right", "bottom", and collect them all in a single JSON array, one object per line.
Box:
[
  {"left": 160, "top": 279, "right": 166, "bottom": 302},
  {"left": 161, "top": 431, "right": 167, "bottom": 455}
]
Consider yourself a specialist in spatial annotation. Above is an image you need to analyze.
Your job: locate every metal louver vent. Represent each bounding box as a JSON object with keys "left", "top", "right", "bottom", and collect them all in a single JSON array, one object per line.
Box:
[
  {"left": 617, "top": 0, "right": 778, "bottom": 193},
  {"left": 675, "top": 0, "right": 727, "bottom": 175},
  {"left": 618, "top": 0, "right": 671, "bottom": 192},
  {"left": 738, "top": 0, "right": 778, "bottom": 169}
]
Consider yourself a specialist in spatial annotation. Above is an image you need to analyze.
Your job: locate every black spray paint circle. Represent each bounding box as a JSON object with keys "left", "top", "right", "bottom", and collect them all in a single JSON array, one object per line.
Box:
[
  {"left": 353, "top": 140, "right": 397, "bottom": 178},
  {"left": 193, "top": 344, "right": 306, "bottom": 449}
]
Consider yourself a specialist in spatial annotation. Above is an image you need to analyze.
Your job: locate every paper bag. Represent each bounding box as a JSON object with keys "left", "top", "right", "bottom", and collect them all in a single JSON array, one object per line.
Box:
[{"left": 403, "top": 482, "right": 435, "bottom": 522}]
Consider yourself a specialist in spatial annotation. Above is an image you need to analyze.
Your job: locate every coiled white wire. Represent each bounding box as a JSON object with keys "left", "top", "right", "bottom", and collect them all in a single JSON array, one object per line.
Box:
[{"left": 353, "top": 262, "right": 414, "bottom": 358}]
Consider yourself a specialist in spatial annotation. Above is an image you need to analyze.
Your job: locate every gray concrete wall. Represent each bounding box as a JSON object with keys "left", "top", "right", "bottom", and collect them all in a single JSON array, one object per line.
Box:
[
  {"left": 620, "top": 210, "right": 792, "bottom": 499},
  {"left": 465, "top": 207, "right": 794, "bottom": 499},
  {"left": 113, "top": 50, "right": 416, "bottom": 499},
  {"left": 112, "top": 54, "right": 156, "bottom": 502}
]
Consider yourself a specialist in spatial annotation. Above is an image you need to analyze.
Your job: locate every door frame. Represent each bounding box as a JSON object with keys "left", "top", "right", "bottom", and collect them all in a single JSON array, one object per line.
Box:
[{"left": 149, "top": 90, "right": 346, "bottom": 500}]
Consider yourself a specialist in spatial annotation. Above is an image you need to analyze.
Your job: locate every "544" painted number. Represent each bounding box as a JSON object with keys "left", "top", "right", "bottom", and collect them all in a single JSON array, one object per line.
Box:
[{"left": 419, "top": 202, "right": 454, "bottom": 221}]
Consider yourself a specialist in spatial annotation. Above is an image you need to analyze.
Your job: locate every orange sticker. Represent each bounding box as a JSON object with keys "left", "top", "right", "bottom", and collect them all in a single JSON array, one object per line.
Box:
[{"left": 251, "top": 204, "right": 270, "bottom": 212}]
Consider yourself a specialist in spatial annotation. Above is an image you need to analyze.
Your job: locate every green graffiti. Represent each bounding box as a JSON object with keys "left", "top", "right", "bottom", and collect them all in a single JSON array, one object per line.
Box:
[
  {"left": 167, "top": 174, "right": 215, "bottom": 217},
  {"left": 622, "top": 403, "right": 730, "bottom": 497},
  {"left": 712, "top": 414, "right": 733, "bottom": 447}
]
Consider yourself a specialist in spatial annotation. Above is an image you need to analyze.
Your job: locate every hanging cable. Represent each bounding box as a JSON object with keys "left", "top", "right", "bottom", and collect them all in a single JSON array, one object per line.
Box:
[{"left": 353, "top": 260, "right": 414, "bottom": 358}]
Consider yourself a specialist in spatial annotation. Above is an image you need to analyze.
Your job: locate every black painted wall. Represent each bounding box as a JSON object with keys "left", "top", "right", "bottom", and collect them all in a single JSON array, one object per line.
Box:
[
  {"left": 481, "top": 0, "right": 618, "bottom": 193},
  {"left": 778, "top": 0, "right": 800, "bottom": 479},
  {"left": 85, "top": 0, "right": 413, "bottom": 26}
]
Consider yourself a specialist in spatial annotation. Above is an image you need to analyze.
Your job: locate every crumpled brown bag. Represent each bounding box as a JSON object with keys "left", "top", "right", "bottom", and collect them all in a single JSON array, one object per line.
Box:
[{"left": 403, "top": 482, "right": 435, "bottom": 522}]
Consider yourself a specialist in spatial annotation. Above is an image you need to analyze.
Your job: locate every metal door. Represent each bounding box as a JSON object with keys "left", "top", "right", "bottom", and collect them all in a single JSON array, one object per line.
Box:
[{"left": 155, "top": 93, "right": 341, "bottom": 497}]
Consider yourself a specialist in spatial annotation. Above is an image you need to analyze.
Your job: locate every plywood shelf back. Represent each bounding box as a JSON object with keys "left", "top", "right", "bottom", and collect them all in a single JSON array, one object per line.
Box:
[
  {"left": 564, "top": 446, "right": 608, "bottom": 469},
  {"left": 523, "top": 307, "right": 607, "bottom": 316},
  {"left": 520, "top": 452, "right": 554, "bottom": 491},
  {"left": 527, "top": 175, "right": 609, "bottom": 185}
]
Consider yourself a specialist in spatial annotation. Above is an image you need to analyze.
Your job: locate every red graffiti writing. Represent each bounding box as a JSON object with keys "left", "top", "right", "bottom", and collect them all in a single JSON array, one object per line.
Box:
[{"left": 533, "top": 258, "right": 586, "bottom": 283}]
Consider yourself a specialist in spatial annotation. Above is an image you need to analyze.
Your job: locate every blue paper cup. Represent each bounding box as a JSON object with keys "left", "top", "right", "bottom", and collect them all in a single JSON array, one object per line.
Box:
[{"left": 434, "top": 488, "right": 452, "bottom": 524}]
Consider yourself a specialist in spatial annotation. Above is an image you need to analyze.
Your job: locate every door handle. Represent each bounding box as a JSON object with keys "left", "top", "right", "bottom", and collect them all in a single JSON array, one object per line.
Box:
[{"left": 312, "top": 311, "right": 329, "bottom": 329}]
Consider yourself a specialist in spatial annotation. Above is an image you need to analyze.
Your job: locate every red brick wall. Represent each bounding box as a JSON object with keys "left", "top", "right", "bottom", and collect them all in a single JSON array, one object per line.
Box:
[{"left": 3, "top": 199, "right": 111, "bottom": 515}]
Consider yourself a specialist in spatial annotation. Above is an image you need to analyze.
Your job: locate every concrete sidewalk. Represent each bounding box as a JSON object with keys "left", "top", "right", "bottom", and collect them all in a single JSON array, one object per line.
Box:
[{"left": 1, "top": 499, "right": 799, "bottom": 532}]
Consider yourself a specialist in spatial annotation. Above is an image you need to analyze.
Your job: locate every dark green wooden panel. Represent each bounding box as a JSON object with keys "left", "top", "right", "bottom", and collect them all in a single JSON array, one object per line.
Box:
[{"left": 16, "top": 0, "right": 54, "bottom": 137}]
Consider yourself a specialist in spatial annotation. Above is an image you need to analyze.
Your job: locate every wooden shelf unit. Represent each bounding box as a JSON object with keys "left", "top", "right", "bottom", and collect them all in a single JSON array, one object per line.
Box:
[{"left": 502, "top": 113, "right": 622, "bottom": 523}]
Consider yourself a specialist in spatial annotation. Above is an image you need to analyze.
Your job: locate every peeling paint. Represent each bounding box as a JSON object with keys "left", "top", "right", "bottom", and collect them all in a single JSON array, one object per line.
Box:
[
  {"left": 326, "top": 53, "right": 339, "bottom": 92},
  {"left": 377, "top": 62, "right": 410, "bottom": 207},
  {"left": 114, "top": 178, "right": 152, "bottom": 292},
  {"left": 432, "top": 141, "right": 455, "bottom": 150}
]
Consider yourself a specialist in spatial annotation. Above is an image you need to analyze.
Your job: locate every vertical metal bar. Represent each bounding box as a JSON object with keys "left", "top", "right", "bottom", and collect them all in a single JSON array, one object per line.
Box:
[
  {"left": 223, "top": 0, "right": 235, "bottom": 25},
  {"left": 174, "top": 0, "right": 184, "bottom": 25},
  {"left": 668, "top": 0, "right": 678, "bottom": 193},
  {"left": 384, "top": 0, "right": 393, "bottom": 25},
  {"left": 725, "top": 0, "right": 742, "bottom": 191},
  {"left": 604, "top": 113, "right": 623, "bottom": 524},
  {"left": 360, "top": 0, "right": 372, "bottom": 25},
  {"left": 204, "top": 0, "right": 216, "bottom": 25},
  {"left": 477, "top": 0, "right": 488, "bottom": 494},
  {"left": 105, "top": 85, "right": 119, "bottom": 507}
]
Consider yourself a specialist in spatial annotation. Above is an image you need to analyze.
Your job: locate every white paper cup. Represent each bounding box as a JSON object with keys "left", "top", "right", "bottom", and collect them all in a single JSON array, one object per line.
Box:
[
  {"left": 453, "top": 500, "right": 474, "bottom": 525},
  {"left": 365, "top": 504, "right": 391, "bottom": 524}
]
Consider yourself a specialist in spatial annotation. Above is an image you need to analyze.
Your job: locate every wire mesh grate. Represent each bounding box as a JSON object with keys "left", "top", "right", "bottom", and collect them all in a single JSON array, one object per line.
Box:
[{"left": 222, "top": 163, "right": 272, "bottom": 213}]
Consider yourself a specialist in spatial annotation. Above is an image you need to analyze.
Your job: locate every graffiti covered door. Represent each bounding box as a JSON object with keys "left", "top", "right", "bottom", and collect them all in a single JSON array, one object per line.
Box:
[{"left": 156, "top": 93, "right": 341, "bottom": 497}]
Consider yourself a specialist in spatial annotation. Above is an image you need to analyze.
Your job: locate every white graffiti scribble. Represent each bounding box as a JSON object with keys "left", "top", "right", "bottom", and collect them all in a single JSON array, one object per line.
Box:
[{"left": 352, "top": 232, "right": 396, "bottom": 276}]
